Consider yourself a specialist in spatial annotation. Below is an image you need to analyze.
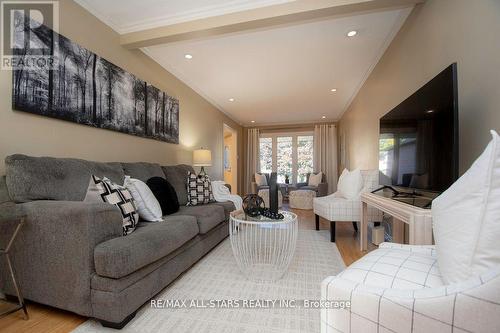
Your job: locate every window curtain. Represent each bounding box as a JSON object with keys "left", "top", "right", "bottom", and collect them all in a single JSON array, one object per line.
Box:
[
  {"left": 245, "top": 128, "right": 260, "bottom": 194},
  {"left": 314, "top": 124, "right": 338, "bottom": 194}
]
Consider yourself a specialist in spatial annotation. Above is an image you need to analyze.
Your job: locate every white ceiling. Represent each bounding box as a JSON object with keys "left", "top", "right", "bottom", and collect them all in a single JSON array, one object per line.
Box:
[
  {"left": 75, "top": 0, "right": 412, "bottom": 126},
  {"left": 75, "top": 0, "right": 294, "bottom": 33},
  {"left": 144, "top": 8, "right": 412, "bottom": 125}
]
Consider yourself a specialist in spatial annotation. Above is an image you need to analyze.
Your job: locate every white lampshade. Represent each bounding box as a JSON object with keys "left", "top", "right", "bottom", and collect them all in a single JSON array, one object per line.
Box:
[{"left": 193, "top": 149, "right": 212, "bottom": 166}]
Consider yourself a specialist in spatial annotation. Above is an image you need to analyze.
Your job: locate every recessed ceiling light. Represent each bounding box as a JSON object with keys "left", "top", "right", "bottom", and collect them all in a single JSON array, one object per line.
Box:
[
  {"left": 184, "top": 54, "right": 193, "bottom": 59},
  {"left": 330, "top": 88, "right": 337, "bottom": 92},
  {"left": 251, "top": 120, "right": 255, "bottom": 123},
  {"left": 322, "top": 116, "right": 326, "bottom": 119},
  {"left": 426, "top": 109, "right": 434, "bottom": 113},
  {"left": 347, "top": 30, "right": 357, "bottom": 37},
  {"left": 228, "top": 98, "right": 235, "bottom": 102}
]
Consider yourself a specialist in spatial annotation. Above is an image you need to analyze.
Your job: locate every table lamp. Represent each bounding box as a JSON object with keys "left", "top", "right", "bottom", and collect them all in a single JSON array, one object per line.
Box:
[{"left": 193, "top": 148, "right": 212, "bottom": 176}]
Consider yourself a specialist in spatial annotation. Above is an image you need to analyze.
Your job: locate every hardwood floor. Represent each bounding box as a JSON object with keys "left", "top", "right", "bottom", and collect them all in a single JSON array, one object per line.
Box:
[{"left": 0, "top": 205, "right": 374, "bottom": 332}]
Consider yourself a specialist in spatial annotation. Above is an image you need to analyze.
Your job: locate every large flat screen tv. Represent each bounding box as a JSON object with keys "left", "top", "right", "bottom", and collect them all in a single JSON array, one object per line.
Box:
[{"left": 379, "top": 63, "right": 458, "bottom": 195}]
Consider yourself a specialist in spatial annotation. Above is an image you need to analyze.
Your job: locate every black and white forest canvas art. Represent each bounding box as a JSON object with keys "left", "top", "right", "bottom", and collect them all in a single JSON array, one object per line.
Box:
[{"left": 11, "top": 13, "right": 179, "bottom": 143}]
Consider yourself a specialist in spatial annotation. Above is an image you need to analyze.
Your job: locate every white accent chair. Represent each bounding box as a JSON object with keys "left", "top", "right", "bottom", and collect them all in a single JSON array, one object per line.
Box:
[
  {"left": 313, "top": 170, "right": 382, "bottom": 242},
  {"left": 321, "top": 242, "right": 500, "bottom": 332}
]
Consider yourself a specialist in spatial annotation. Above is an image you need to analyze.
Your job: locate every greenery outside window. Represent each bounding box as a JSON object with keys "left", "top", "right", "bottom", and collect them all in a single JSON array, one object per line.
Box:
[{"left": 259, "top": 132, "right": 314, "bottom": 184}]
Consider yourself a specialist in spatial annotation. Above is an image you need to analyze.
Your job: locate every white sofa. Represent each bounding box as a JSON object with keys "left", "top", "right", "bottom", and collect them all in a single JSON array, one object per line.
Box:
[
  {"left": 321, "top": 242, "right": 500, "bottom": 332},
  {"left": 313, "top": 170, "right": 382, "bottom": 242}
]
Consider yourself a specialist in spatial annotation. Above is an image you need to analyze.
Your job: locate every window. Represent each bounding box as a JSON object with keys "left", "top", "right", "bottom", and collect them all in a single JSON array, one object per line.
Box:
[
  {"left": 259, "top": 133, "right": 314, "bottom": 184},
  {"left": 277, "top": 137, "right": 293, "bottom": 183},
  {"left": 259, "top": 137, "right": 272, "bottom": 174}
]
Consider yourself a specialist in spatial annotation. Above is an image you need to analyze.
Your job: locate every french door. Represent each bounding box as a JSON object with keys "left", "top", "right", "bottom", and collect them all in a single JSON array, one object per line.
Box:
[{"left": 259, "top": 132, "right": 314, "bottom": 184}]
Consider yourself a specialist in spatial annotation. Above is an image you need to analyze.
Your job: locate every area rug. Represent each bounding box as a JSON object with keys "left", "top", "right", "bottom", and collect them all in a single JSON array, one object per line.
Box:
[{"left": 72, "top": 230, "right": 345, "bottom": 333}]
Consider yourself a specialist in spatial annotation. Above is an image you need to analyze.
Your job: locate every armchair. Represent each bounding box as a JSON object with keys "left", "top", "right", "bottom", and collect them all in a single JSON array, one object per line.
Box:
[
  {"left": 296, "top": 172, "right": 328, "bottom": 197},
  {"left": 250, "top": 173, "right": 270, "bottom": 194},
  {"left": 321, "top": 242, "right": 500, "bottom": 332},
  {"left": 313, "top": 170, "right": 382, "bottom": 242}
]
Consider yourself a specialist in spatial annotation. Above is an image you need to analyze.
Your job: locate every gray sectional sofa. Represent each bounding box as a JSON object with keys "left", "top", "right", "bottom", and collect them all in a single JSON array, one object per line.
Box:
[{"left": 0, "top": 154, "right": 234, "bottom": 328}]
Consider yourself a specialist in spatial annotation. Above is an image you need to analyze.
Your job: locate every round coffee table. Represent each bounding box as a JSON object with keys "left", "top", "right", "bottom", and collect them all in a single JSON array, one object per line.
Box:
[{"left": 229, "top": 210, "right": 298, "bottom": 282}]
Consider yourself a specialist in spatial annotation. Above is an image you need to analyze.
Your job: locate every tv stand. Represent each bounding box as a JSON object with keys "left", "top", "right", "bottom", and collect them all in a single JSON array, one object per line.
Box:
[
  {"left": 371, "top": 185, "right": 401, "bottom": 196},
  {"left": 360, "top": 192, "right": 433, "bottom": 251}
]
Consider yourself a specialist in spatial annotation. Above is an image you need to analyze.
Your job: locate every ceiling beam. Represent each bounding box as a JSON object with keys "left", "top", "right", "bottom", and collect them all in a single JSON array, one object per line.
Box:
[{"left": 120, "top": 0, "right": 424, "bottom": 49}]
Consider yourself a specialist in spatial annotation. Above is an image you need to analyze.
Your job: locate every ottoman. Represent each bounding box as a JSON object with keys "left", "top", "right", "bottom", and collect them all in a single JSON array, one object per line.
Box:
[
  {"left": 289, "top": 190, "right": 315, "bottom": 210},
  {"left": 258, "top": 189, "right": 283, "bottom": 208}
]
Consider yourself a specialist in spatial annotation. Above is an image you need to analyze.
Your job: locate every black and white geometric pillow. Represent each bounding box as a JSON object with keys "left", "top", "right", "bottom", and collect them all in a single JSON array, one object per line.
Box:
[
  {"left": 186, "top": 172, "right": 214, "bottom": 206},
  {"left": 90, "top": 175, "right": 139, "bottom": 235}
]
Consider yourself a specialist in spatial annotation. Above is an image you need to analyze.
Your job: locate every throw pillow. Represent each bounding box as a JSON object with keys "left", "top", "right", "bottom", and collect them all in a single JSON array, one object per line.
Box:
[
  {"left": 308, "top": 172, "right": 323, "bottom": 187},
  {"left": 433, "top": 130, "right": 500, "bottom": 283},
  {"left": 187, "top": 172, "right": 214, "bottom": 206},
  {"left": 124, "top": 176, "right": 163, "bottom": 222},
  {"left": 255, "top": 173, "right": 268, "bottom": 186},
  {"left": 146, "top": 177, "right": 180, "bottom": 215},
  {"left": 337, "top": 168, "right": 363, "bottom": 200},
  {"left": 84, "top": 175, "right": 138, "bottom": 235}
]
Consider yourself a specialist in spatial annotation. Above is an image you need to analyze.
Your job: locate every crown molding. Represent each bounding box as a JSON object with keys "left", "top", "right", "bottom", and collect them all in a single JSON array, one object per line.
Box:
[{"left": 74, "top": 0, "right": 293, "bottom": 34}]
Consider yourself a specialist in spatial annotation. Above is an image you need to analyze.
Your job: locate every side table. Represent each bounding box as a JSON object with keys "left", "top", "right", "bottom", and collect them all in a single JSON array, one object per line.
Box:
[
  {"left": 0, "top": 215, "right": 28, "bottom": 320},
  {"left": 229, "top": 210, "right": 298, "bottom": 282}
]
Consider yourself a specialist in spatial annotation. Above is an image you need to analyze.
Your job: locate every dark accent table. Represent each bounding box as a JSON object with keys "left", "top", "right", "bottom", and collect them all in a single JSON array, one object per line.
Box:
[{"left": 0, "top": 215, "right": 28, "bottom": 320}]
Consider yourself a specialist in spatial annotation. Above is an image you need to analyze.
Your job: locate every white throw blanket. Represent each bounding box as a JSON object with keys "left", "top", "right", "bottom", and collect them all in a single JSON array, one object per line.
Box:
[{"left": 211, "top": 181, "right": 242, "bottom": 211}]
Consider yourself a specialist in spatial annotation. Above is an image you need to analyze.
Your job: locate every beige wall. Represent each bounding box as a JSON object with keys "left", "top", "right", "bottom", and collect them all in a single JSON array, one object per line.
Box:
[
  {"left": 339, "top": 0, "right": 500, "bottom": 174},
  {"left": 0, "top": 0, "right": 242, "bottom": 188}
]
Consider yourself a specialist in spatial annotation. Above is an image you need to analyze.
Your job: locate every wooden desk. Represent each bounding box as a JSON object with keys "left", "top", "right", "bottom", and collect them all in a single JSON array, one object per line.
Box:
[{"left": 360, "top": 192, "right": 433, "bottom": 251}]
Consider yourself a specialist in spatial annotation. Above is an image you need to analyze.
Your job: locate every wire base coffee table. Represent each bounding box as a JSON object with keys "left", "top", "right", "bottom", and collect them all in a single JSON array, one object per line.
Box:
[{"left": 229, "top": 210, "right": 298, "bottom": 282}]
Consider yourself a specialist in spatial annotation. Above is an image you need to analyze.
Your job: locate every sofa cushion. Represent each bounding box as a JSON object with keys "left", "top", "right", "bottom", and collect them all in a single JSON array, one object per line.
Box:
[
  {"left": 94, "top": 215, "right": 199, "bottom": 279},
  {"left": 5, "top": 154, "right": 124, "bottom": 202},
  {"left": 337, "top": 243, "right": 444, "bottom": 290},
  {"left": 433, "top": 130, "right": 500, "bottom": 283},
  {"left": 121, "top": 162, "right": 165, "bottom": 182},
  {"left": 0, "top": 176, "right": 11, "bottom": 204},
  {"left": 173, "top": 205, "right": 225, "bottom": 234},
  {"left": 162, "top": 164, "right": 195, "bottom": 205},
  {"left": 210, "top": 201, "right": 236, "bottom": 221}
]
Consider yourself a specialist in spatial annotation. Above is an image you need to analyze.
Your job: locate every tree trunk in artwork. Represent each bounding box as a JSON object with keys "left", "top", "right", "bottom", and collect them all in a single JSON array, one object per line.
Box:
[
  {"left": 161, "top": 93, "right": 165, "bottom": 134},
  {"left": 92, "top": 53, "right": 97, "bottom": 123},
  {"left": 47, "top": 28, "right": 54, "bottom": 113},
  {"left": 144, "top": 82, "right": 148, "bottom": 136},
  {"left": 108, "top": 66, "right": 112, "bottom": 121}
]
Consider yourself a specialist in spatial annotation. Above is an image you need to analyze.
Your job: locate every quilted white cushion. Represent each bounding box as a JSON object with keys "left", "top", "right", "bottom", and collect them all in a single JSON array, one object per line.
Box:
[
  {"left": 124, "top": 176, "right": 163, "bottom": 222},
  {"left": 433, "top": 130, "right": 500, "bottom": 283},
  {"left": 337, "top": 168, "right": 363, "bottom": 200}
]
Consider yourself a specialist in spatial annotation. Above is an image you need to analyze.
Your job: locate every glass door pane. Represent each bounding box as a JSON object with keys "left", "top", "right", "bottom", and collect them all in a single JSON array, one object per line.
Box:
[
  {"left": 277, "top": 136, "right": 293, "bottom": 183},
  {"left": 259, "top": 137, "right": 273, "bottom": 174},
  {"left": 297, "top": 135, "right": 314, "bottom": 183}
]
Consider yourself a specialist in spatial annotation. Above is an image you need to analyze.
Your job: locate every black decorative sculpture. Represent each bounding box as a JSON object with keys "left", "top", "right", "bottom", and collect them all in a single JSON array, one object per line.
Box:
[
  {"left": 269, "top": 172, "right": 278, "bottom": 214},
  {"left": 242, "top": 194, "right": 264, "bottom": 217},
  {"left": 260, "top": 172, "right": 284, "bottom": 220}
]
